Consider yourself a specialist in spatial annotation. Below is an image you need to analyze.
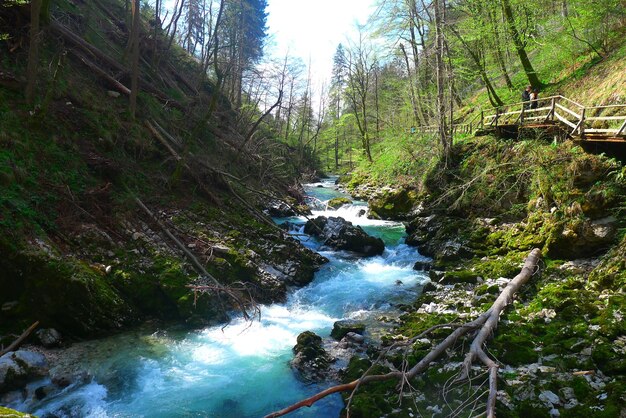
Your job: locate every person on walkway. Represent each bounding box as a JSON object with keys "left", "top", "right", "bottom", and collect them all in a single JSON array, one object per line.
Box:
[
  {"left": 530, "top": 88, "right": 539, "bottom": 109},
  {"left": 522, "top": 85, "right": 532, "bottom": 109}
]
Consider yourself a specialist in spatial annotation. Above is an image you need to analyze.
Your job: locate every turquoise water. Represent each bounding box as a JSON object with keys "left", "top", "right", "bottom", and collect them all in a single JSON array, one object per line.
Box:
[{"left": 15, "top": 179, "right": 429, "bottom": 418}]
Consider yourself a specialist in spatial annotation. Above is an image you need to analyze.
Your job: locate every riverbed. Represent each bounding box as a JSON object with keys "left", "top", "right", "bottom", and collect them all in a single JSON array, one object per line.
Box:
[{"left": 12, "top": 178, "right": 429, "bottom": 417}]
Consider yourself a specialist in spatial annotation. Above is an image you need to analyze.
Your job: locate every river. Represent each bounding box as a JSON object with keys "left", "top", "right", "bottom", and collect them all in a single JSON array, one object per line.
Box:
[{"left": 13, "top": 177, "right": 430, "bottom": 418}]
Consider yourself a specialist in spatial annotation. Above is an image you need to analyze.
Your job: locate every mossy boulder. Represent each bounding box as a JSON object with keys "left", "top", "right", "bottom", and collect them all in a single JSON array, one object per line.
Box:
[
  {"left": 327, "top": 197, "right": 352, "bottom": 209},
  {"left": 291, "top": 331, "right": 333, "bottom": 381},
  {"left": 368, "top": 187, "right": 418, "bottom": 220},
  {"left": 0, "top": 241, "right": 134, "bottom": 337},
  {"left": 547, "top": 216, "right": 618, "bottom": 259}
]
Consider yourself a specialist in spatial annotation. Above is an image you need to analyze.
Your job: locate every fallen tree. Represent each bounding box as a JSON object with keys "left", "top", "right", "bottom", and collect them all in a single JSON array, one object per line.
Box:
[{"left": 265, "top": 248, "right": 542, "bottom": 418}]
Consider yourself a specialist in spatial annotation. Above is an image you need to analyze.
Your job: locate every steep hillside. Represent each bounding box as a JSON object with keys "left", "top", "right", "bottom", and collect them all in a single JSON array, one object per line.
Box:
[{"left": 0, "top": 0, "right": 318, "bottom": 340}]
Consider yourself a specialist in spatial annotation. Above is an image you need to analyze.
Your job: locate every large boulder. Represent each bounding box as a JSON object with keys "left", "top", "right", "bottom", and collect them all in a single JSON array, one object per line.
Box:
[
  {"left": 304, "top": 216, "right": 385, "bottom": 256},
  {"left": 0, "top": 350, "right": 49, "bottom": 393},
  {"left": 291, "top": 331, "right": 333, "bottom": 382},
  {"left": 368, "top": 187, "right": 419, "bottom": 220}
]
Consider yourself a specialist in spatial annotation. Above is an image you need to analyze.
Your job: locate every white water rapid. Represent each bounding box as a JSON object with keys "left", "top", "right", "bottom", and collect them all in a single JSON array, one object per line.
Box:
[{"left": 9, "top": 177, "right": 430, "bottom": 418}]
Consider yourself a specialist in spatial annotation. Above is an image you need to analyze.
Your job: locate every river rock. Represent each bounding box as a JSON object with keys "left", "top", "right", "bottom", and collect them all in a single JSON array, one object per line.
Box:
[
  {"left": 0, "top": 350, "right": 49, "bottom": 393},
  {"left": 327, "top": 197, "right": 352, "bottom": 209},
  {"left": 344, "top": 332, "right": 365, "bottom": 344},
  {"left": 291, "top": 331, "right": 333, "bottom": 382},
  {"left": 413, "top": 261, "right": 431, "bottom": 271},
  {"left": 421, "top": 281, "right": 437, "bottom": 293},
  {"left": 265, "top": 200, "right": 296, "bottom": 217},
  {"left": 35, "top": 328, "right": 62, "bottom": 348},
  {"left": 368, "top": 187, "right": 419, "bottom": 220},
  {"left": 330, "top": 320, "right": 366, "bottom": 340},
  {"left": 304, "top": 216, "right": 384, "bottom": 256}
]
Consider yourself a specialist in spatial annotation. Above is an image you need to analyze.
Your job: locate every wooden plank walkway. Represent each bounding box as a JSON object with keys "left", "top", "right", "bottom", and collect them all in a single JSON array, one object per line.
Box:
[{"left": 482, "top": 95, "right": 626, "bottom": 142}]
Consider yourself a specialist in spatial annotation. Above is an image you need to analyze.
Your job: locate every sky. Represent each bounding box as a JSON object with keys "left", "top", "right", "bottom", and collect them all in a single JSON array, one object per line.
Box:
[{"left": 265, "top": 0, "right": 376, "bottom": 93}]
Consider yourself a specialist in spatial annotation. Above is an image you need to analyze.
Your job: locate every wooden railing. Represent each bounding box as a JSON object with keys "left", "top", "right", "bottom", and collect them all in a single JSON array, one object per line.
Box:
[
  {"left": 483, "top": 95, "right": 626, "bottom": 139},
  {"left": 415, "top": 111, "right": 483, "bottom": 136}
]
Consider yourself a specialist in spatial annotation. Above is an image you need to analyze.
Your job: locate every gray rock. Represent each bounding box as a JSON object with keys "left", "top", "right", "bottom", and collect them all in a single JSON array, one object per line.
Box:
[
  {"left": 304, "top": 216, "right": 384, "bottom": 256},
  {"left": 35, "top": 328, "right": 62, "bottom": 348},
  {"left": 0, "top": 350, "right": 48, "bottom": 392},
  {"left": 12, "top": 350, "right": 48, "bottom": 377},
  {"left": 330, "top": 320, "right": 365, "bottom": 340},
  {"left": 344, "top": 332, "right": 365, "bottom": 344},
  {"left": 539, "top": 390, "right": 561, "bottom": 406},
  {"left": 559, "top": 387, "right": 576, "bottom": 401}
]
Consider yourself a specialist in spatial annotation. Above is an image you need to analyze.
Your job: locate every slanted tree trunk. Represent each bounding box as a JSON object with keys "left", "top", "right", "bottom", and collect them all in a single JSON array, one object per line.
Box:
[
  {"left": 501, "top": 0, "right": 542, "bottom": 87},
  {"left": 129, "top": 0, "right": 141, "bottom": 119},
  {"left": 489, "top": 8, "right": 514, "bottom": 89},
  {"left": 25, "top": 0, "right": 43, "bottom": 105},
  {"left": 449, "top": 26, "right": 504, "bottom": 107}
]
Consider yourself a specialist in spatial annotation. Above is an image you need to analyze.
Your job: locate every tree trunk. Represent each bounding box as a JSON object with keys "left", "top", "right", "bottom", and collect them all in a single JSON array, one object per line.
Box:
[
  {"left": 434, "top": 0, "right": 450, "bottom": 159},
  {"left": 399, "top": 43, "right": 423, "bottom": 126},
  {"left": 129, "top": 0, "right": 141, "bottom": 119},
  {"left": 489, "top": 8, "right": 514, "bottom": 89},
  {"left": 25, "top": 0, "right": 42, "bottom": 105},
  {"left": 501, "top": 0, "right": 542, "bottom": 87},
  {"left": 449, "top": 26, "right": 504, "bottom": 107}
]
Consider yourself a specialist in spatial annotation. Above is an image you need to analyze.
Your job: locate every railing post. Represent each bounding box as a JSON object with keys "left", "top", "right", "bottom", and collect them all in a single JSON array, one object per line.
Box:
[
  {"left": 579, "top": 108, "right": 586, "bottom": 137},
  {"left": 550, "top": 97, "right": 556, "bottom": 122},
  {"left": 520, "top": 103, "right": 525, "bottom": 125},
  {"left": 480, "top": 110, "right": 484, "bottom": 129},
  {"left": 617, "top": 119, "right": 626, "bottom": 137}
]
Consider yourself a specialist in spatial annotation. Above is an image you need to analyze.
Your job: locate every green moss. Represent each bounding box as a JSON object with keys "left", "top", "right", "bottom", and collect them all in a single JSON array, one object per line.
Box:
[
  {"left": 327, "top": 197, "right": 352, "bottom": 209},
  {"left": 0, "top": 239, "right": 133, "bottom": 336},
  {"left": 492, "top": 330, "right": 540, "bottom": 366},
  {"left": 0, "top": 406, "right": 36, "bottom": 417},
  {"left": 340, "top": 357, "right": 397, "bottom": 418}
]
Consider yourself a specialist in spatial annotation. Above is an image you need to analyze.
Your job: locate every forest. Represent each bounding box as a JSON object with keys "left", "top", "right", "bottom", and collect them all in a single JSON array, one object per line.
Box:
[{"left": 0, "top": 0, "right": 625, "bottom": 417}]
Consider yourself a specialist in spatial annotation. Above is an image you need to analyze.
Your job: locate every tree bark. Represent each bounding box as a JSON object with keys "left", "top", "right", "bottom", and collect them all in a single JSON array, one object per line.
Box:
[
  {"left": 399, "top": 43, "right": 424, "bottom": 126},
  {"left": 434, "top": 0, "right": 450, "bottom": 159},
  {"left": 129, "top": 0, "right": 141, "bottom": 118},
  {"left": 449, "top": 26, "right": 503, "bottom": 107},
  {"left": 501, "top": 0, "right": 542, "bottom": 87},
  {"left": 0, "top": 322, "right": 39, "bottom": 357}
]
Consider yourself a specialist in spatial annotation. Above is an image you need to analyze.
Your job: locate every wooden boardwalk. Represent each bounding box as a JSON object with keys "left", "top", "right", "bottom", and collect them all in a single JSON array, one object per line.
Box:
[{"left": 482, "top": 95, "right": 626, "bottom": 142}]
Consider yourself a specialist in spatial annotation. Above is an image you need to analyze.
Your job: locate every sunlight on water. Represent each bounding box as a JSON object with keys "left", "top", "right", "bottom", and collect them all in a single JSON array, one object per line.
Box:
[{"left": 21, "top": 177, "right": 429, "bottom": 418}]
